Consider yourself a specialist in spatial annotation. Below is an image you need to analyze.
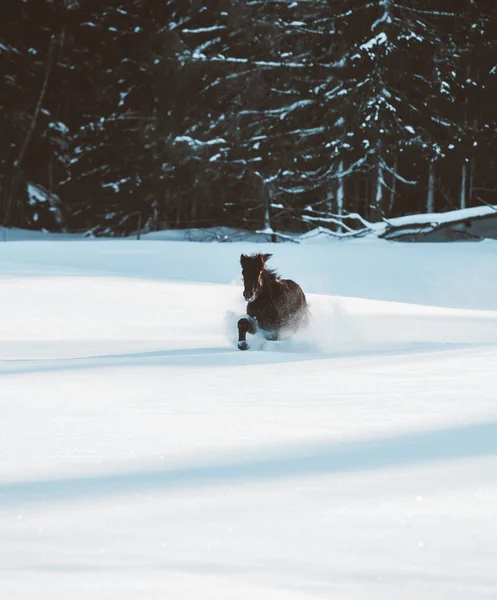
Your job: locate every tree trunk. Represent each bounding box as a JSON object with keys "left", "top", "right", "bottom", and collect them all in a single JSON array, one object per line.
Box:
[
  {"left": 364, "top": 176, "right": 370, "bottom": 220},
  {"left": 388, "top": 154, "right": 398, "bottom": 216},
  {"left": 326, "top": 182, "right": 333, "bottom": 216},
  {"left": 253, "top": 170, "right": 275, "bottom": 240},
  {"left": 460, "top": 161, "right": 467, "bottom": 210},
  {"left": 427, "top": 161, "right": 435, "bottom": 213},
  {"left": 3, "top": 35, "right": 57, "bottom": 226},
  {"left": 336, "top": 160, "right": 344, "bottom": 233},
  {"left": 263, "top": 189, "right": 274, "bottom": 241},
  {"left": 175, "top": 201, "right": 182, "bottom": 227},
  {"left": 190, "top": 193, "right": 198, "bottom": 226},
  {"left": 48, "top": 156, "right": 54, "bottom": 197},
  {"left": 373, "top": 162, "right": 383, "bottom": 219},
  {"left": 469, "top": 157, "right": 474, "bottom": 206},
  {"left": 354, "top": 177, "right": 360, "bottom": 214},
  {"left": 263, "top": 189, "right": 271, "bottom": 231}
]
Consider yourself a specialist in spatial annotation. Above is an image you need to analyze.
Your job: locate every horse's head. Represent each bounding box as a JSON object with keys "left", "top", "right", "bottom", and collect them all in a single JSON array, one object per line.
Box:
[{"left": 240, "top": 253, "right": 272, "bottom": 301}]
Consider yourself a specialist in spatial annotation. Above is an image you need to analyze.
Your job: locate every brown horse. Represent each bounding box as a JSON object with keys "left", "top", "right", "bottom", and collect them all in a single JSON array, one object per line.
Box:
[{"left": 237, "top": 253, "right": 308, "bottom": 350}]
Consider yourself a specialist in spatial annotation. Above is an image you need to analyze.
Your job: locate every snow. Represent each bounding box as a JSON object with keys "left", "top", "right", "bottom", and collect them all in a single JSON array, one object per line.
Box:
[
  {"left": 174, "top": 135, "right": 227, "bottom": 149},
  {"left": 288, "top": 126, "right": 325, "bottom": 137},
  {"left": 48, "top": 121, "right": 69, "bottom": 135},
  {"left": 27, "top": 183, "right": 49, "bottom": 204},
  {"left": 183, "top": 26, "right": 226, "bottom": 34},
  {"left": 2, "top": 234, "right": 497, "bottom": 598},
  {"left": 196, "top": 37, "right": 222, "bottom": 53},
  {"left": 101, "top": 178, "right": 130, "bottom": 192},
  {"left": 385, "top": 204, "right": 497, "bottom": 228},
  {"left": 197, "top": 56, "right": 318, "bottom": 69},
  {"left": 371, "top": 11, "right": 392, "bottom": 30},
  {"left": 360, "top": 32, "right": 388, "bottom": 53},
  {"left": 240, "top": 100, "right": 313, "bottom": 118}
]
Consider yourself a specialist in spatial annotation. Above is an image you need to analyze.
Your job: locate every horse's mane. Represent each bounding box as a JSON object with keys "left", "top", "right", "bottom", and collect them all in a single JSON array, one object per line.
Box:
[
  {"left": 246, "top": 253, "right": 279, "bottom": 280},
  {"left": 263, "top": 265, "right": 279, "bottom": 280}
]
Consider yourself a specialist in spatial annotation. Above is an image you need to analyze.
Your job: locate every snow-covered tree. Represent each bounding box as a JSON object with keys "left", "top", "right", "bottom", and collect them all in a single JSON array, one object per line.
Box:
[
  {"left": 1, "top": 0, "right": 496, "bottom": 234},
  {"left": 0, "top": 0, "right": 71, "bottom": 229}
]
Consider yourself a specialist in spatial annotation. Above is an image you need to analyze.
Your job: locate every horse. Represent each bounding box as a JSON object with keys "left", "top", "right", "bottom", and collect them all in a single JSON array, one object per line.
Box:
[{"left": 237, "top": 253, "right": 308, "bottom": 350}]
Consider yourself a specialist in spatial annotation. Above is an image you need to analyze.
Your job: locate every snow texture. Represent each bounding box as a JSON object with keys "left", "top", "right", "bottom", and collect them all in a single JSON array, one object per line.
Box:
[
  {"left": 1, "top": 232, "right": 497, "bottom": 599},
  {"left": 27, "top": 183, "right": 49, "bottom": 204},
  {"left": 385, "top": 204, "right": 497, "bottom": 227}
]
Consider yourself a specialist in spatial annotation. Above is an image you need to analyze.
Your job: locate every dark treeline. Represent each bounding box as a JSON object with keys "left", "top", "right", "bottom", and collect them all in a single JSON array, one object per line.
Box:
[{"left": 1, "top": 0, "right": 496, "bottom": 236}]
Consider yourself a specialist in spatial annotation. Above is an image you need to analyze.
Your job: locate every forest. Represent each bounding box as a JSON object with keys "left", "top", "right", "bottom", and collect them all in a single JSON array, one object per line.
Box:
[{"left": 1, "top": 0, "right": 496, "bottom": 236}]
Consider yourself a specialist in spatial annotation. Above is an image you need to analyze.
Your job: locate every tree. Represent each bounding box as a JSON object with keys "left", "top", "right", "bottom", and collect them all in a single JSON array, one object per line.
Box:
[
  {"left": 1, "top": 0, "right": 496, "bottom": 235},
  {"left": 0, "top": 0, "right": 71, "bottom": 228}
]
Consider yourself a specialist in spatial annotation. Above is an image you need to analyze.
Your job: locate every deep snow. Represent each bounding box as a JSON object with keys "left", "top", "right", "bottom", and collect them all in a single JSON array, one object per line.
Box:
[{"left": 1, "top": 234, "right": 497, "bottom": 599}]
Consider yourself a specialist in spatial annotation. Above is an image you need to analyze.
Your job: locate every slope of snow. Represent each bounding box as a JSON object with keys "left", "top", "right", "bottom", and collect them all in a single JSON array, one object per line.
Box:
[{"left": 1, "top": 237, "right": 497, "bottom": 599}]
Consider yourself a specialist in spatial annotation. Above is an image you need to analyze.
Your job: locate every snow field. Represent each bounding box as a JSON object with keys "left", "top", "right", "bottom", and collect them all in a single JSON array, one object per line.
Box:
[{"left": 1, "top": 236, "right": 497, "bottom": 598}]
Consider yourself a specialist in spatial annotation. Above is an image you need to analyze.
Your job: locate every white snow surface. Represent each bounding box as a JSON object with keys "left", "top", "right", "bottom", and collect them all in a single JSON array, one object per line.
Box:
[
  {"left": 2, "top": 234, "right": 497, "bottom": 598},
  {"left": 385, "top": 204, "right": 497, "bottom": 228}
]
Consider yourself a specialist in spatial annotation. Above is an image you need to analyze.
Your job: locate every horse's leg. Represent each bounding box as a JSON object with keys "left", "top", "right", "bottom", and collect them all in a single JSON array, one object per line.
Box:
[{"left": 237, "top": 316, "right": 256, "bottom": 350}]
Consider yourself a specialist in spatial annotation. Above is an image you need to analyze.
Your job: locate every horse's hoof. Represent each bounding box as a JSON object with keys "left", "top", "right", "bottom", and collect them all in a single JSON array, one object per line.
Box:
[{"left": 238, "top": 341, "right": 249, "bottom": 351}]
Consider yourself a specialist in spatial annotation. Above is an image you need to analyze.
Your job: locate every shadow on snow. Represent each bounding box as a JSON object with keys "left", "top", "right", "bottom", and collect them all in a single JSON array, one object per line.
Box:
[
  {"left": 0, "top": 340, "right": 493, "bottom": 376},
  {"left": 1, "top": 419, "right": 497, "bottom": 508}
]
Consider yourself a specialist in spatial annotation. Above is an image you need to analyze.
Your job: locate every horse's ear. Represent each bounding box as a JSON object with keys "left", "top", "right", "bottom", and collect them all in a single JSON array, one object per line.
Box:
[
  {"left": 262, "top": 253, "right": 273, "bottom": 263},
  {"left": 240, "top": 253, "right": 247, "bottom": 265}
]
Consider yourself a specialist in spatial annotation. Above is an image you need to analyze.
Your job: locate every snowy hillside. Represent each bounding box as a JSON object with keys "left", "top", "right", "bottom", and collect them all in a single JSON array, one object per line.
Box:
[{"left": 2, "top": 236, "right": 497, "bottom": 599}]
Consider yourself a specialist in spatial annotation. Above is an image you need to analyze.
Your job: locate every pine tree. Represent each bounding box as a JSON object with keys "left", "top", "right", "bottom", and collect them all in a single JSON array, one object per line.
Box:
[{"left": 0, "top": 0, "right": 70, "bottom": 228}]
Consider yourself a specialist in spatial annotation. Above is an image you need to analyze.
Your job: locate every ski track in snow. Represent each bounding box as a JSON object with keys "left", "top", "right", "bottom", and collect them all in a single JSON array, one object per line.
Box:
[{"left": 2, "top": 236, "right": 497, "bottom": 599}]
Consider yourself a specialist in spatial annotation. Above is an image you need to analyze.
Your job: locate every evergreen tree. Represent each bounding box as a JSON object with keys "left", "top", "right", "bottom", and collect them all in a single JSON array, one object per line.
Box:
[
  {"left": 1, "top": 0, "right": 496, "bottom": 234},
  {"left": 0, "top": 0, "right": 70, "bottom": 228}
]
